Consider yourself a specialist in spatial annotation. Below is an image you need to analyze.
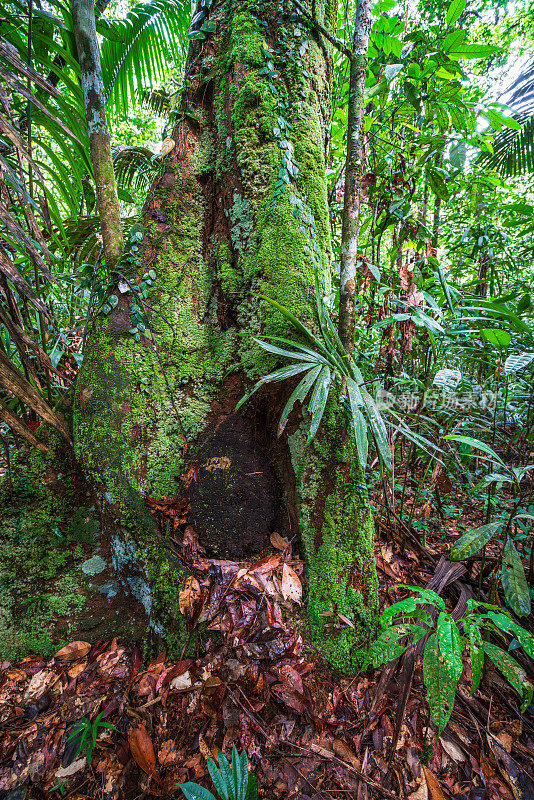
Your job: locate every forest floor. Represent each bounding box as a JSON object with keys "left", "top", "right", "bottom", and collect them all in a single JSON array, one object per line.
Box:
[{"left": 1, "top": 483, "right": 534, "bottom": 800}]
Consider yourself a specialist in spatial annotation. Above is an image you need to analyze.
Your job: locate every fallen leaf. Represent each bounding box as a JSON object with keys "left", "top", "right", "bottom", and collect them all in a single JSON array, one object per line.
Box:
[
  {"left": 408, "top": 777, "right": 429, "bottom": 800},
  {"left": 67, "top": 658, "right": 88, "bottom": 679},
  {"left": 24, "top": 669, "right": 57, "bottom": 700},
  {"left": 271, "top": 683, "right": 306, "bottom": 714},
  {"left": 129, "top": 725, "right": 160, "bottom": 783},
  {"left": 422, "top": 766, "right": 447, "bottom": 800},
  {"left": 55, "top": 758, "right": 87, "bottom": 779},
  {"left": 278, "top": 664, "right": 303, "bottom": 694},
  {"left": 179, "top": 576, "right": 201, "bottom": 618},
  {"left": 158, "top": 740, "right": 179, "bottom": 765},
  {"left": 199, "top": 733, "right": 212, "bottom": 761},
  {"left": 280, "top": 563, "right": 302, "bottom": 604},
  {"left": 54, "top": 641, "right": 91, "bottom": 661},
  {"left": 270, "top": 532, "right": 289, "bottom": 550},
  {"left": 160, "top": 137, "right": 175, "bottom": 156},
  {"left": 170, "top": 670, "right": 193, "bottom": 691},
  {"left": 333, "top": 739, "right": 361, "bottom": 771}
]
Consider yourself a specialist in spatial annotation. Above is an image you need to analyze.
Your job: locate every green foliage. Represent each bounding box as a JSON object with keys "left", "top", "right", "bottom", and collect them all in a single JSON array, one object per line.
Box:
[
  {"left": 65, "top": 712, "right": 117, "bottom": 766},
  {"left": 179, "top": 745, "right": 257, "bottom": 800},
  {"left": 367, "top": 588, "right": 534, "bottom": 735},
  {"left": 237, "top": 282, "right": 392, "bottom": 470}
]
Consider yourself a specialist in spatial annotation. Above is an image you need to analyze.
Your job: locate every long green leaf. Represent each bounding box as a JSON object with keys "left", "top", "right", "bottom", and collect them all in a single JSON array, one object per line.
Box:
[
  {"left": 442, "top": 434, "right": 507, "bottom": 467},
  {"left": 361, "top": 386, "right": 392, "bottom": 471},
  {"left": 258, "top": 295, "right": 331, "bottom": 360},
  {"left": 483, "top": 641, "right": 533, "bottom": 711},
  {"left": 347, "top": 378, "right": 368, "bottom": 467},
  {"left": 178, "top": 784, "right": 217, "bottom": 800},
  {"left": 235, "top": 362, "right": 312, "bottom": 411},
  {"left": 436, "top": 612, "right": 463, "bottom": 683},
  {"left": 278, "top": 364, "right": 322, "bottom": 436},
  {"left": 450, "top": 520, "right": 504, "bottom": 560},
  {"left": 217, "top": 753, "right": 236, "bottom": 800},
  {"left": 423, "top": 632, "right": 458, "bottom": 736},
  {"left": 487, "top": 612, "right": 534, "bottom": 658},
  {"left": 307, "top": 365, "right": 331, "bottom": 443},
  {"left": 501, "top": 537, "right": 531, "bottom": 617},
  {"left": 206, "top": 759, "right": 228, "bottom": 800}
]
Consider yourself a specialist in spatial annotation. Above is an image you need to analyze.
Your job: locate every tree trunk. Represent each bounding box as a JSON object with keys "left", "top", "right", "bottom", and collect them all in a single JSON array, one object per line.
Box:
[
  {"left": 74, "top": 0, "right": 378, "bottom": 672},
  {"left": 338, "top": 0, "right": 372, "bottom": 354},
  {"left": 71, "top": 0, "right": 123, "bottom": 270}
]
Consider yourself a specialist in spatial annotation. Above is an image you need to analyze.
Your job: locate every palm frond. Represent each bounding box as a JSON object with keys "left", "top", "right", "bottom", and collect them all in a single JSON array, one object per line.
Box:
[
  {"left": 139, "top": 86, "right": 172, "bottom": 115},
  {"left": 113, "top": 146, "right": 159, "bottom": 194},
  {"left": 479, "top": 60, "right": 534, "bottom": 176},
  {"left": 99, "top": 0, "right": 191, "bottom": 118},
  {"left": 479, "top": 111, "right": 534, "bottom": 176}
]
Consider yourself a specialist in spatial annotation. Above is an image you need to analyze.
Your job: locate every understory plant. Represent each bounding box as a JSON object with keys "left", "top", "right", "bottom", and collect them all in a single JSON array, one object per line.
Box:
[
  {"left": 179, "top": 744, "right": 257, "bottom": 800},
  {"left": 367, "top": 586, "right": 534, "bottom": 734},
  {"left": 65, "top": 712, "right": 117, "bottom": 766}
]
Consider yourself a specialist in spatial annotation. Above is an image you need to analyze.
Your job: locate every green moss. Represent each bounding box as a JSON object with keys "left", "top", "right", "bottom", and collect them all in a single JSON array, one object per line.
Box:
[
  {"left": 289, "top": 403, "right": 379, "bottom": 674},
  {"left": 73, "top": 0, "right": 378, "bottom": 673},
  {"left": 217, "top": 242, "right": 243, "bottom": 297},
  {"left": 0, "top": 455, "right": 90, "bottom": 662}
]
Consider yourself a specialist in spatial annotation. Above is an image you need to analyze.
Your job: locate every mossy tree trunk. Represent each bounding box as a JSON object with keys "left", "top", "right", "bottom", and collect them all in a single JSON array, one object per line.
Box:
[{"left": 74, "top": 0, "right": 378, "bottom": 671}]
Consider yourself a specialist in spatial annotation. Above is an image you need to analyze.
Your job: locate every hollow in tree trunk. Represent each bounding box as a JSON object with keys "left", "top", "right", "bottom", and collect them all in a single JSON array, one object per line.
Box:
[{"left": 74, "top": 0, "right": 378, "bottom": 672}]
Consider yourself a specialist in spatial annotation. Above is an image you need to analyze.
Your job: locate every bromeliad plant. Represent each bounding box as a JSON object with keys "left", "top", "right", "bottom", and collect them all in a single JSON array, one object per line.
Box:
[
  {"left": 179, "top": 744, "right": 257, "bottom": 800},
  {"left": 366, "top": 586, "right": 534, "bottom": 735},
  {"left": 237, "top": 279, "right": 392, "bottom": 471}
]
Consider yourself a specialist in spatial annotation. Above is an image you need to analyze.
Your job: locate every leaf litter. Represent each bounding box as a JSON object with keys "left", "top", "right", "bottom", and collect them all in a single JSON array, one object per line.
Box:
[{"left": 1, "top": 515, "right": 533, "bottom": 799}]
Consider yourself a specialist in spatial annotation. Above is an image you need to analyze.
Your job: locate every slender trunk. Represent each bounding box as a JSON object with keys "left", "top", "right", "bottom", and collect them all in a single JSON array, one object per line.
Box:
[
  {"left": 75, "top": 0, "right": 378, "bottom": 672},
  {"left": 338, "top": 0, "right": 372, "bottom": 354},
  {"left": 71, "top": 0, "right": 122, "bottom": 270}
]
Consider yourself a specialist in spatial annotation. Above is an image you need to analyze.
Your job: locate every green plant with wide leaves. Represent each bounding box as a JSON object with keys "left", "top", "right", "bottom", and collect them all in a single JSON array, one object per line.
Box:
[
  {"left": 367, "top": 588, "right": 534, "bottom": 735},
  {"left": 178, "top": 744, "right": 257, "bottom": 800},
  {"left": 438, "top": 434, "right": 533, "bottom": 617}
]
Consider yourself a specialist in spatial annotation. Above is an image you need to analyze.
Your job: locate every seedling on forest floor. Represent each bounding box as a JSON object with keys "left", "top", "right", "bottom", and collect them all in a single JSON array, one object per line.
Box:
[
  {"left": 64, "top": 712, "right": 117, "bottom": 766},
  {"left": 179, "top": 743, "right": 257, "bottom": 800}
]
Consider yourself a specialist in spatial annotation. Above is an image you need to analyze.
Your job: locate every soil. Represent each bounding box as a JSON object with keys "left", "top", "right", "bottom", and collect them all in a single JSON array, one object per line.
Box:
[{"left": 188, "top": 414, "right": 279, "bottom": 559}]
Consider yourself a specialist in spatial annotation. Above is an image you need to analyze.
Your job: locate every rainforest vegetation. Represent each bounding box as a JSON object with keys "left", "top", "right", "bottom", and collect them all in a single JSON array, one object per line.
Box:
[{"left": 0, "top": 0, "right": 534, "bottom": 796}]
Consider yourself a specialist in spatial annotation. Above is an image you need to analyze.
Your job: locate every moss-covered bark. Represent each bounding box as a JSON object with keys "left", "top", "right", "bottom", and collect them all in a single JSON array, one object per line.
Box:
[{"left": 74, "top": 0, "right": 378, "bottom": 671}]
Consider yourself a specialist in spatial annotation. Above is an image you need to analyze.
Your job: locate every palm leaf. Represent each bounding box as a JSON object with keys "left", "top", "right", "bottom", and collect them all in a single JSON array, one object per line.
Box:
[{"left": 99, "top": 0, "right": 191, "bottom": 118}]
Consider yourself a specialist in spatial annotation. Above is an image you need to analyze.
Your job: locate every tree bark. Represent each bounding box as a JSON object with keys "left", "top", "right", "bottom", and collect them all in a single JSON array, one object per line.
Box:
[
  {"left": 71, "top": 0, "right": 123, "bottom": 270},
  {"left": 338, "top": 0, "right": 372, "bottom": 354},
  {"left": 74, "top": 0, "right": 378, "bottom": 672}
]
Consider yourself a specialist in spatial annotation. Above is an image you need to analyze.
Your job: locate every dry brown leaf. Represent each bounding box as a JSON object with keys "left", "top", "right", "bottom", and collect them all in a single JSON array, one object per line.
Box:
[
  {"left": 440, "top": 737, "right": 466, "bottom": 763},
  {"left": 54, "top": 641, "right": 91, "bottom": 661},
  {"left": 55, "top": 758, "right": 87, "bottom": 779},
  {"left": 24, "top": 669, "right": 58, "bottom": 700},
  {"left": 160, "top": 137, "right": 175, "bottom": 156},
  {"left": 408, "top": 777, "right": 429, "bottom": 800},
  {"left": 179, "top": 576, "right": 201, "bottom": 617},
  {"left": 67, "top": 658, "right": 88, "bottom": 679},
  {"left": 129, "top": 725, "right": 160, "bottom": 783},
  {"left": 422, "top": 766, "right": 447, "bottom": 800},
  {"left": 270, "top": 532, "right": 289, "bottom": 550},
  {"left": 333, "top": 739, "right": 361, "bottom": 771},
  {"left": 280, "top": 563, "right": 302, "bottom": 604},
  {"left": 158, "top": 740, "right": 180, "bottom": 765},
  {"left": 170, "top": 670, "right": 193, "bottom": 691},
  {"left": 199, "top": 733, "right": 212, "bottom": 762}
]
